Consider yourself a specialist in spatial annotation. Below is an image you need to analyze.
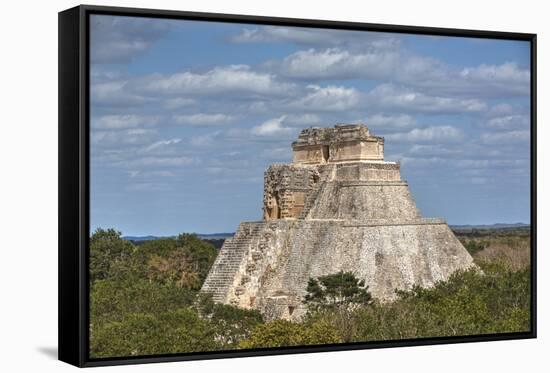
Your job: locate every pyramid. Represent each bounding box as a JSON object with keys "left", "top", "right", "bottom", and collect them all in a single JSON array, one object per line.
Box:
[{"left": 201, "top": 124, "right": 474, "bottom": 320}]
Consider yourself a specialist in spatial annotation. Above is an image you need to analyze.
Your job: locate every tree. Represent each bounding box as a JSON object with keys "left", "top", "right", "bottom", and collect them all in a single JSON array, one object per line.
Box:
[
  {"left": 89, "top": 228, "right": 135, "bottom": 283},
  {"left": 90, "top": 308, "right": 218, "bottom": 358},
  {"left": 352, "top": 263, "right": 531, "bottom": 342},
  {"left": 176, "top": 233, "right": 218, "bottom": 282},
  {"left": 91, "top": 278, "right": 196, "bottom": 325},
  {"left": 197, "top": 293, "right": 264, "bottom": 348},
  {"left": 304, "top": 271, "right": 372, "bottom": 342},
  {"left": 237, "top": 319, "right": 341, "bottom": 349},
  {"left": 143, "top": 234, "right": 218, "bottom": 290},
  {"left": 304, "top": 271, "right": 372, "bottom": 309}
]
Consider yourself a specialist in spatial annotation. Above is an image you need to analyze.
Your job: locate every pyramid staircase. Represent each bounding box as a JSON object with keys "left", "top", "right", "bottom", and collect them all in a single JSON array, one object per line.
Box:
[
  {"left": 298, "top": 165, "right": 334, "bottom": 219},
  {"left": 201, "top": 221, "right": 265, "bottom": 302}
]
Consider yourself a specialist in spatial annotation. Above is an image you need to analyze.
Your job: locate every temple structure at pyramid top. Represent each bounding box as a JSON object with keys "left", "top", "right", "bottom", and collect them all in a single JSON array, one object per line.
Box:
[
  {"left": 262, "top": 124, "right": 412, "bottom": 222},
  {"left": 292, "top": 124, "right": 385, "bottom": 164},
  {"left": 202, "top": 124, "right": 474, "bottom": 321}
]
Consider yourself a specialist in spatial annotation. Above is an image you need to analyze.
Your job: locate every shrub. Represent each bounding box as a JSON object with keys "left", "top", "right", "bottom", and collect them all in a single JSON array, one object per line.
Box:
[
  {"left": 90, "top": 308, "right": 218, "bottom": 358},
  {"left": 238, "top": 319, "right": 341, "bottom": 349}
]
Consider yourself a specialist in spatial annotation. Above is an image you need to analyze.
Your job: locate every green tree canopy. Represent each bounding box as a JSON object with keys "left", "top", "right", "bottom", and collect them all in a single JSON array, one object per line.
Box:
[
  {"left": 304, "top": 271, "right": 372, "bottom": 309},
  {"left": 90, "top": 228, "right": 136, "bottom": 283},
  {"left": 238, "top": 319, "right": 341, "bottom": 349}
]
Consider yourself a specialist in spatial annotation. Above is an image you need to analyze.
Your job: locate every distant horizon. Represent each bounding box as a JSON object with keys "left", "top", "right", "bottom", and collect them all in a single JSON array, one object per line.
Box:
[
  {"left": 96, "top": 221, "right": 531, "bottom": 238},
  {"left": 90, "top": 15, "right": 531, "bottom": 236}
]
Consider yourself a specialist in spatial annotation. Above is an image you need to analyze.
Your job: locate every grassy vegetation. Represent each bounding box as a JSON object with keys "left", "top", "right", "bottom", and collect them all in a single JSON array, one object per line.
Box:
[{"left": 89, "top": 227, "right": 531, "bottom": 358}]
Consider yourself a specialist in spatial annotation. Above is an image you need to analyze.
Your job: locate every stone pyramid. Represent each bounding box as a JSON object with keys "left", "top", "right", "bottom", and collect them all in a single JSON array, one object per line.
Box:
[{"left": 201, "top": 124, "right": 474, "bottom": 320}]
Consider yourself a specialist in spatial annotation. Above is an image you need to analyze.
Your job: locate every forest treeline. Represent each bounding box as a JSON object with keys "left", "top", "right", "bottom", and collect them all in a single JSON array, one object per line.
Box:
[{"left": 90, "top": 228, "right": 531, "bottom": 358}]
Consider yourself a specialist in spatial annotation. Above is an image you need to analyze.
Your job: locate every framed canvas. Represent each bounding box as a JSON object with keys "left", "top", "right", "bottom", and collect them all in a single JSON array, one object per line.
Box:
[{"left": 58, "top": 4, "right": 537, "bottom": 367}]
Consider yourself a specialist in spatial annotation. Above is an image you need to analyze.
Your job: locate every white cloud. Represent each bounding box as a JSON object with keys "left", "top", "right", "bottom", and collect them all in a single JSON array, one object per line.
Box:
[
  {"left": 91, "top": 128, "right": 157, "bottom": 146},
  {"left": 481, "top": 130, "right": 530, "bottom": 144},
  {"left": 285, "top": 113, "right": 321, "bottom": 126},
  {"left": 460, "top": 63, "right": 529, "bottom": 90},
  {"left": 141, "top": 65, "right": 294, "bottom": 97},
  {"left": 386, "top": 126, "right": 464, "bottom": 143},
  {"left": 251, "top": 116, "right": 293, "bottom": 137},
  {"left": 455, "top": 159, "right": 490, "bottom": 168},
  {"left": 485, "top": 115, "right": 529, "bottom": 130},
  {"left": 279, "top": 48, "right": 397, "bottom": 80},
  {"left": 173, "top": 113, "right": 235, "bottom": 126},
  {"left": 116, "top": 156, "right": 196, "bottom": 168},
  {"left": 291, "top": 85, "right": 360, "bottom": 111},
  {"left": 271, "top": 45, "right": 529, "bottom": 98},
  {"left": 364, "top": 114, "right": 416, "bottom": 130},
  {"left": 126, "top": 183, "right": 172, "bottom": 192},
  {"left": 408, "top": 144, "right": 461, "bottom": 157},
  {"left": 399, "top": 156, "right": 446, "bottom": 167},
  {"left": 91, "top": 80, "right": 152, "bottom": 107},
  {"left": 487, "top": 103, "right": 516, "bottom": 117},
  {"left": 190, "top": 132, "right": 222, "bottom": 148},
  {"left": 366, "top": 84, "right": 487, "bottom": 114},
  {"left": 163, "top": 97, "right": 196, "bottom": 109},
  {"left": 231, "top": 26, "right": 399, "bottom": 50},
  {"left": 127, "top": 170, "right": 176, "bottom": 178},
  {"left": 90, "top": 15, "right": 173, "bottom": 64},
  {"left": 92, "top": 114, "right": 161, "bottom": 130},
  {"left": 143, "top": 138, "right": 181, "bottom": 153}
]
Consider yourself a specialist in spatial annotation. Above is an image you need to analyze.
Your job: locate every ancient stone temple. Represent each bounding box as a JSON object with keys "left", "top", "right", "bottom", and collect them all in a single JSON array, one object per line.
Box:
[{"left": 201, "top": 124, "right": 474, "bottom": 321}]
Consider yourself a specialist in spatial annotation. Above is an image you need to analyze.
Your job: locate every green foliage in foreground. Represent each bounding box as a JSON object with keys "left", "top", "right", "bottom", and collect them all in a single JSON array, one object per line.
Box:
[
  {"left": 238, "top": 319, "right": 342, "bottom": 349},
  {"left": 89, "top": 228, "right": 531, "bottom": 358},
  {"left": 92, "top": 308, "right": 218, "bottom": 357},
  {"left": 303, "top": 271, "right": 373, "bottom": 342},
  {"left": 349, "top": 262, "right": 531, "bottom": 342}
]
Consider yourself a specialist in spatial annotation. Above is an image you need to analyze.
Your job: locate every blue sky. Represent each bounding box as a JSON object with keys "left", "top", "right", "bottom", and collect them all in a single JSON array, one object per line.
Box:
[{"left": 90, "top": 15, "right": 531, "bottom": 236}]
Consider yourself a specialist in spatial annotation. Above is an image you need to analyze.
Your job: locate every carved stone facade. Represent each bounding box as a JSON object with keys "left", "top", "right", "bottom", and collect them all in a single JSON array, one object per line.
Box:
[
  {"left": 201, "top": 124, "right": 474, "bottom": 321},
  {"left": 292, "top": 124, "right": 384, "bottom": 164}
]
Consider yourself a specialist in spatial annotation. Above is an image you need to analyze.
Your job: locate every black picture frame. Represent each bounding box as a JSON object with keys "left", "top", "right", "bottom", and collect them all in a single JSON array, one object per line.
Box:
[{"left": 58, "top": 4, "right": 537, "bottom": 367}]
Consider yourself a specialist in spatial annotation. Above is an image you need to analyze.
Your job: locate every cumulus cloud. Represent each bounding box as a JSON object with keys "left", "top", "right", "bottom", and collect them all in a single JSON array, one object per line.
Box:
[
  {"left": 92, "top": 114, "right": 161, "bottom": 130},
  {"left": 386, "top": 126, "right": 464, "bottom": 143},
  {"left": 363, "top": 114, "right": 416, "bottom": 130},
  {"left": 90, "top": 80, "right": 153, "bottom": 107},
  {"left": 163, "top": 97, "right": 196, "bottom": 110},
  {"left": 487, "top": 103, "right": 516, "bottom": 117},
  {"left": 408, "top": 144, "right": 462, "bottom": 157},
  {"left": 459, "top": 63, "right": 529, "bottom": 90},
  {"left": 231, "top": 26, "right": 399, "bottom": 50},
  {"left": 91, "top": 128, "right": 157, "bottom": 146},
  {"left": 127, "top": 170, "right": 176, "bottom": 178},
  {"left": 173, "top": 113, "right": 235, "bottom": 126},
  {"left": 291, "top": 85, "right": 360, "bottom": 111},
  {"left": 141, "top": 65, "right": 295, "bottom": 97},
  {"left": 481, "top": 130, "right": 530, "bottom": 144},
  {"left": 366, "top": 84, "right": 487, "bottom": 114},
  {"left": 190, "top": 132, "right": 222, "bottom": 148},
  {"left": 115, "top": 156, "right": 196, "bottom": 168},
  {"left": 271, "top": 46, "right": 529, "bottom": 98},
  {"left": 485, "top": 115, "right": 529, "bottom": 131},
  {"left": 279, "top": 48, "right": 397, "bottom": 80},
  {"left": 251, "top": 116, "right": 293, "bottom": 137},
  {"left": 90, "top": 15, "right": 174, "bottom": 64},
  {"left": 285, "top": 113, "right": 321, "bottom": 126}
]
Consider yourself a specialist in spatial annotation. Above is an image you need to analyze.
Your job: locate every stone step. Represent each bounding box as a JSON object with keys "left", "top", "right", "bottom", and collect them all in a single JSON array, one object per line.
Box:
[{"left": 200, "top": 221, "right": 267, "bottom": 302}]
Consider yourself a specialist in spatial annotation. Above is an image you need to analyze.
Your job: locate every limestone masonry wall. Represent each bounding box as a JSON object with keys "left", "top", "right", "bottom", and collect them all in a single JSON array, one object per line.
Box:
[{"left": 201, "top": 124, "right": 475, "bottom": 321}]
